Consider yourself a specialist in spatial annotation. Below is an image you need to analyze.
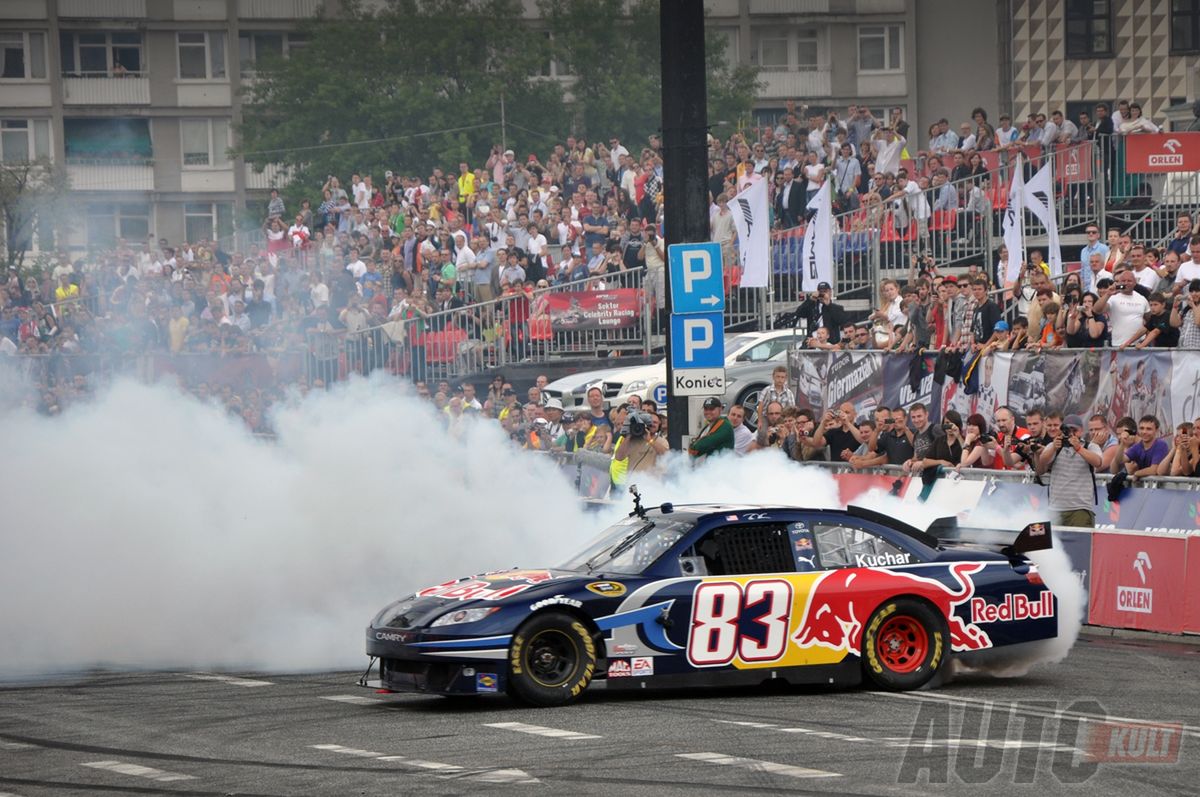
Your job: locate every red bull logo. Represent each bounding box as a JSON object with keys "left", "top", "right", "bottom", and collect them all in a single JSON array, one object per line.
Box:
[
  {"left": 792, "top": 562, "right": 992, "bottom": 654},
  {"left": 970, "top": 592, "right": 1054, "bottom": 623}
]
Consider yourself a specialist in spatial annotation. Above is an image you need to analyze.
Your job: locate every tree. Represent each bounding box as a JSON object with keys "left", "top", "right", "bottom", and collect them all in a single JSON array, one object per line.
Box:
[
  {"left": 0, "top": 158, "right": 72, "bottom": 269},
  {"left": 236, "top": 0, "right": 571, "bottom": 207},
  {"left": 538, "top": 0, "right": 761, "bottom": 145}
]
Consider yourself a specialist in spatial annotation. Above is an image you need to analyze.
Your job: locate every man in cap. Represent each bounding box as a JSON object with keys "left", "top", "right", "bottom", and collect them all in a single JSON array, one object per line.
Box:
[
  {"left": 1037, "top": 413, "right": 1102, "bottom": 527},
  {"left": 544, "top": 397, "right": 566, "bottom": 440},
  {"left": 688, "top": 397, "right": 735, "bottom": 460},
  {"left": 795, "top": 281, "right": 849, "bottom": 343}
]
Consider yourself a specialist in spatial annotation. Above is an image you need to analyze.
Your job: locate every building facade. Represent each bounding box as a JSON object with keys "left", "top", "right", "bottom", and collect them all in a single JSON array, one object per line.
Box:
[{"left": 1, "top": 0, "right": 321, "bottom": 252}]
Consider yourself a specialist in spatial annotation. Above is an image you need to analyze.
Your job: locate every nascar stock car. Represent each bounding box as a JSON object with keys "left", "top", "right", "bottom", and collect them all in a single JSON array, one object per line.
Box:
[{"left": 362, "top": 489, "right": 1059, "bottom": 707}]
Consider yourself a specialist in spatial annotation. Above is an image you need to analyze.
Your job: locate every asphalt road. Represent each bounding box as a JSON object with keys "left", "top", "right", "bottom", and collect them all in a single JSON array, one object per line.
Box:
[{"left": 1, "top": 633, "right": 1196, "bottom": 796}]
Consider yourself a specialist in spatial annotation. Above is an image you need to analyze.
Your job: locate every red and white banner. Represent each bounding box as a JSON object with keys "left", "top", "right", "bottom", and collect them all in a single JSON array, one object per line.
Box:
[
  {"left": 1088, "top": 533, "right": 1189, "bottom": 634},
  {"left": 1186, "top": 537, "right": 1200, "bottom": 635},
  {"left": 1123, "top": 133, "right": 1200, "bottom": 173},
  {"left": 1054, "top": 142, "right": 1093, "bottom": 183},
  {"left": 543, "top": 288, "right": 641, "bottom": 332}
]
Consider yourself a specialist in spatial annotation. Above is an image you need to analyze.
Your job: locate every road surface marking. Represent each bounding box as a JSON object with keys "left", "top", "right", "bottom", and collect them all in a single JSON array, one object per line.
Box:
[
  {"left": 310, "top": 744, "right": 539, "bottom": 784},
  {"left": 676, "top": 752, "right": 840, "bottom": 779},
  {"left": 81, "top": 761, "right": 195, "bottom": 782},
  {"left": 183, "top": 673, "right": 273, "bottom": 687},
  {"left": 484, "top": 721, "right": 602, "bottom": 740},
  {"left": 715, "top": 716, "right": 1068, "bottom": 750},
  {"left": 320, "top": 694, "right": 381, "bottom": 705},
  {"left": 0, "top": 741, "right": 35, "bottom": 750},
  {"left": 869, "top": 691, "right": 1200, "bottom": 740}
]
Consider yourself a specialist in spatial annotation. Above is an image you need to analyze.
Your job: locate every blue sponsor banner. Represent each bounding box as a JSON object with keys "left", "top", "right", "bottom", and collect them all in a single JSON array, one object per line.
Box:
[{"left": 1056, "top": 529, "right": 1093, "bottom": 597}]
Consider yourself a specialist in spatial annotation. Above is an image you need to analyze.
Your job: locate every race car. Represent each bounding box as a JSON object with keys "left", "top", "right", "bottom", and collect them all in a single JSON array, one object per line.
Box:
[{"left": 362, "top": 491, "right": 1059, "bottom": 707}]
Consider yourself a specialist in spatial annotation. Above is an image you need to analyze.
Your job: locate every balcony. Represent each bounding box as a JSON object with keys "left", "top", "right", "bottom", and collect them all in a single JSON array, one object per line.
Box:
[
  {"left": 62, "top": 76, "right": 151, "bottom": 106},
  {"left": 67, "top": 160, "right": 154, "bottom": 192},
  {"left": 758, "top": 67, "right": 832, "bottom": 99},
  {"left": 173, "top": 0, "right": 227, "bottom": 20},
  {"left": 6, "top": 0, "right": 47, "bottom": 19},
  {"left": 182, "top": 169, "right": 236, "bottom": 192},
  {"left": 749, "top": 0, "right": 829, "bottom": 13},
  {"left": 237, "top": 0, "right": 322, "bottom": 18},
  {"left": 58, "top": 0, "right": 145, "bottom": 16},
  {"left": 245, "top": 162, "right": 293, "bottom": 190}
]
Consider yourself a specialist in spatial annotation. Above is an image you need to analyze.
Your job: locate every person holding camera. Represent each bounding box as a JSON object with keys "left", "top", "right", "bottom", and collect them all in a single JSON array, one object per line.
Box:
[
  {"left": 612, "top": 410, "right": 668, "bottom": 483},
  {"left": 1170, "top": 278, "right": 1200, "bottom": 347},
  {"left": 1037, "top": 414, "right": 1102, "bottom": 527},
  {"left": 958, "top": 414, "right": 1000, "bottom": 469}
]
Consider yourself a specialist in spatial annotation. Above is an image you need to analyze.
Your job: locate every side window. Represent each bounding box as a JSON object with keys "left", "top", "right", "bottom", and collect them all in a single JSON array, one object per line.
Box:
[
  {"left": 813, "top": 522, "right": 912, "bottom": 569},
  {"left": 681, "top": 524, "right": 795, "bottom": 577}
]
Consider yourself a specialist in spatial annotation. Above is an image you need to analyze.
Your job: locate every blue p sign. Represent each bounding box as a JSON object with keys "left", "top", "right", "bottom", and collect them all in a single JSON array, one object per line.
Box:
[
  {"left": 668, "top": 242, "right": 725, "bottom": 314},
  {"left": 670, "top": 312, "right": 724, "bottom": 370}
]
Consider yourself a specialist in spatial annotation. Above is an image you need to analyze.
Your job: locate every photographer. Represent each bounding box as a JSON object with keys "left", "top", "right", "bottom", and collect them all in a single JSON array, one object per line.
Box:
[
  {"left": 789, "top": 408, "right": 829, "bottom": 462},
  {"left": 916, "top": 410, "right": 965, "bottom": 501},
  {"left": 1169, "top": 278, "right": 1200, "bottom": 347},
  {"left": 958, "top": 414, "right": 1000, "bottom": 469},
  {"left": 1037, "top": 414, "right": 1102, "bottom": 527},
  {"left": 612, "top": 410, "right": 668, "bottom": 483},
  {"left": 751, "top": 400, "right": 789, "bottom": 453}
]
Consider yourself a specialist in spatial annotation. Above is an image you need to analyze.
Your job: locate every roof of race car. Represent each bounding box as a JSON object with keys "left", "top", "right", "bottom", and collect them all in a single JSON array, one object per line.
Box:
[{"left": 641, "top": 503, "right": 940, "bottom": 550}]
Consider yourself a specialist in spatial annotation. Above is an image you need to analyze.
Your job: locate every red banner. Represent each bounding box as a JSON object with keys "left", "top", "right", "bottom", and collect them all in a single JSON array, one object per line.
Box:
[
  {"left": 1123, "top": 133, "right": 1200, "bottom": 173},
  {"left": 1088, "top": 533, "right": 1189, "bottom": 634},
  {"left": 543, "top": 288, "right": 641, "bottom": 332},
  {"left": 1054, "top": 142, "right": 1093, "bottom": 183},
  {"left": 1186, "top": 538, "right": 1200, "bottom": 635},
  {"left": 834, "top": 473, "right": 908, "bottom": 506}
]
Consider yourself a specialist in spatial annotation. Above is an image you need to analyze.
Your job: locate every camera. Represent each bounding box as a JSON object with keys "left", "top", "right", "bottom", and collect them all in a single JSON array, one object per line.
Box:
[{"left": 628, "top": 411, "right": 651, "bottom": 438}]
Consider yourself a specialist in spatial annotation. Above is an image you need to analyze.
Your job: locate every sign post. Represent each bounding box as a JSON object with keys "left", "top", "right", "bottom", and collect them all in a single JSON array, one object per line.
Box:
[{"left": 668, "top": 242, "right": 726, "bottom": 398}]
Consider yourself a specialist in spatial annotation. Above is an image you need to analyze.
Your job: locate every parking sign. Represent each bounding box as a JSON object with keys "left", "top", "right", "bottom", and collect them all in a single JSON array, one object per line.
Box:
[{"left": 668, "top": 242, "right": 725, "bottom": 314}]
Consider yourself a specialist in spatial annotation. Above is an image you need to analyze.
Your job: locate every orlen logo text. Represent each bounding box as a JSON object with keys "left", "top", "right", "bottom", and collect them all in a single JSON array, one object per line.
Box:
[
  {"left": 1086, "top": 721, "right": 1183, "bottom": 763},
  {"left": 1149, "top": 154, "right": 1184, "bottom": 167},
  {"left": 970, "top": 592, "right": 1055, "bottom": 623},
  {"left": 1116, "top": 586, "right": 1152, "bottom": 613}
]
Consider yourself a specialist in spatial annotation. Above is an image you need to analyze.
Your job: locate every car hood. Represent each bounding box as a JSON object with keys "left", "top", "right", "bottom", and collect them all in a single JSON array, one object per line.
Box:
[{"left": 372, "top": 568, "right": 588, "bottom": 629}]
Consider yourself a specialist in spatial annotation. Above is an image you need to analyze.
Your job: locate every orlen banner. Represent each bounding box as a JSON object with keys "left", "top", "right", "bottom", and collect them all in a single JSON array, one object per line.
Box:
[
  {"left": 1123, "top": 133, "right": 1200, "bottom": 173},
  {"left": 1088, "top": 533, "right": 1189, "bottom": 634},
  {"left": 1186, "top": 539, "right": 1200, "bottom": 635},
  {"left": 543, "top": 288, "right": 641, "bottom": 332}
]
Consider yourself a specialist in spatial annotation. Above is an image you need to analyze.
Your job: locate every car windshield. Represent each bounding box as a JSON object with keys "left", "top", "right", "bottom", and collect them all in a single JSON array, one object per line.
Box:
[
  {"left": 653, "top": 336, "right": 762, "bottom": 367},
  {"left": 559, "top": 515, "right": 694, "bottom": 575}
]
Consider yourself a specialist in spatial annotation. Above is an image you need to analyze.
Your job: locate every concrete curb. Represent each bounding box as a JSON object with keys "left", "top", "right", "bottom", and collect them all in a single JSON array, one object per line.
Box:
[{"left": 1081, "top": 625, "right": 1200, "bottom": 646}]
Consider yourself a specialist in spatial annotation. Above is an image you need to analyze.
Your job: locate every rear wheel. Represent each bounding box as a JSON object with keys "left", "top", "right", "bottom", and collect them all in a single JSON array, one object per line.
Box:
[
  {"left": 861, "top": 599, "right": 946, "bottom": 690},
  {"left": 507, "top": 612, "right": 596, "bottom": 707},
  {"left": 737, "top": 384, "right": 768, "bottom": 429}
]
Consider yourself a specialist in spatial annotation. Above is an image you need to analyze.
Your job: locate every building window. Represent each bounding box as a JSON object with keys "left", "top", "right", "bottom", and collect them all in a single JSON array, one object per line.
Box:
[
  {"left": 184, "top": 202, "right": 233, "bottom": 244},
  {"left": 87, "top": 202, "right": 151, "bottom": 247},
  {"left": 0, "top": 119, "right": 51, "bottom": 162},
  {"left": 0, "top": 32, "right": 47, "bottom": 80},
  {"left": 238, "top": 31, "right": 306, "bottom": 77},
  {"left": 64, "top": 118, "right": 152, "bottom": 162},
  {"left": 1065, "top": 0, "right": 1112, "bottom": 57},
  {"left": 534, "top": 31, "right": 571, "bottom": 79},
  {"left": 750, "top": 28, "right": 820, "bottom": 71},
  {"left": 1172, "top": 0, "right": 1200, "bottom": 52},
  {"left": 177, "top": 32, "right": 226, "bottom": 80},
  {"left": 60, "top": 31, "right": 144, "bottom": 76},
  {"left": 858, "top": 25, "right": 902, "bottom": 72},
  {"left": 181, "top": 119, "right": 231, "bottom": 168}
]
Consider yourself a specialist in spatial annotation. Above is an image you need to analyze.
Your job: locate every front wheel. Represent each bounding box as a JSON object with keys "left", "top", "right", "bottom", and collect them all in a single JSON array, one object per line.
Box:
[
  {"left": 861, "top": 599, "right": 946, "bottom": 690},
  {"left": 507, "top": 612, "right": 596, "bottom": 707}
]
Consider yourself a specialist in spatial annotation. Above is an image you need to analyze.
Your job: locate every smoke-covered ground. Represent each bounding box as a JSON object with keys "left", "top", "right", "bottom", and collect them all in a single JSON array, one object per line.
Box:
[{"left": 0, "top": 374, "right": 1082, "bottom": 679}]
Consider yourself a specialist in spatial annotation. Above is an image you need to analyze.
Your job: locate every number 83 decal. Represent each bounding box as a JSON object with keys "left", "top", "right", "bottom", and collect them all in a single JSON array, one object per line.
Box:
[{"left": 686, "top": 579, "right": 793, "bottom": 666}]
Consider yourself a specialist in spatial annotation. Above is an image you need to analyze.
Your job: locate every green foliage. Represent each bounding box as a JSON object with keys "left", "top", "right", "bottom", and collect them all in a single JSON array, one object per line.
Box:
[
  {"left": 236, "top": 0, "right": 760, "bottom": 201},
  {"left": 238, "top": 0, "right": 570, "bottom": 206},
  {"left": 0, "top": 158, "right": 72, "bottom": 269}
]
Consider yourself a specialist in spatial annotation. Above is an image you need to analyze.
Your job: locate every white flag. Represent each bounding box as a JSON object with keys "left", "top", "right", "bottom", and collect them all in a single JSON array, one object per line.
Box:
[
  {"left": 1022, "top": 160, "right": 1062, "bottom": 278},
  {"left": 1002, "top": 155, "right": 1025, "bottom": 285},
  {"left": 799, "top": 182, "right": 834, "bottom": 292},
  {"left": 730, "top": 176, "right": 770, "bottom": 288}
]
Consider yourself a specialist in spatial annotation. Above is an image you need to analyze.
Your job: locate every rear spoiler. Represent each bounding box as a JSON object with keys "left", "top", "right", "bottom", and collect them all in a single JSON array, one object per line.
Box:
[{"left": 926, "top": 516, "right": 1054, "bottom": 558}]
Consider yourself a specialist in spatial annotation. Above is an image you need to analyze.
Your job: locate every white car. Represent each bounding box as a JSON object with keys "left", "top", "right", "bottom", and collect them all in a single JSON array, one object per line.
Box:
[
  {"left": 541, "top": 366, "right": 625, "bottom": 411},
  {"left": 602, "top": 330, "right": 800, "bottom": 408}
]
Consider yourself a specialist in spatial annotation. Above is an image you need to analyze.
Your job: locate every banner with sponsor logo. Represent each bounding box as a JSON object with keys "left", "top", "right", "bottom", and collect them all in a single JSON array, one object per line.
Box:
[
  {"left": 1054, "top": 142, "right": 1093, "bottom": 184},
  {"left": 731, "top": 176, "right": 771, "bottom": 288},
  {"left": 1089, "top": 350, "right": 1173, "bottom": 432},
  {"left": 1088, "top": 533, "right": 1189, "bottom": 633},
  {"left": 1186, "top": 539, "right": 1200, "bottom": 635},
  {"left": 542, "top": 288, "right": 641, "bottom": 332},
  {"left": 1123, "top": 132, "right": 1200, "bottom": 173},
  {"left": 882, "top": 351, "right": 943, "bottom": 422}
]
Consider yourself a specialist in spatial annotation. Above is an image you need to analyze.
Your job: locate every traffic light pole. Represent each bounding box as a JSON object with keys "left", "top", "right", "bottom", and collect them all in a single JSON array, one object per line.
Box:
[{"left": 660, "top": 0, "right": 709, "bottom": 452}]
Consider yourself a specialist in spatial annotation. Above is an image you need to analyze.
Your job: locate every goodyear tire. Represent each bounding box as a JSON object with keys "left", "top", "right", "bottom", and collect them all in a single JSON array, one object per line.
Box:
[
  {"left": 861, "top": 599, "right": 946, "bottom": 691},
  {"left": 507, "top": 611, "right": 596, "bottom": 707}
]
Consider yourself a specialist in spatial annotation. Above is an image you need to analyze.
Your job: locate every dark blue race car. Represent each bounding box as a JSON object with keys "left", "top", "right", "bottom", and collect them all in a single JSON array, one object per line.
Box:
[{"left": 362, "top": 493, "right": 1058, "bottom": 706}]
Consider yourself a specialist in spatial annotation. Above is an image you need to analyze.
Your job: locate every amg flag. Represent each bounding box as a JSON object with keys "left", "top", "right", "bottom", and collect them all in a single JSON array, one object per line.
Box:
[
  {"left": 1022, "top": 160, "right": 1062, "bottom": 278},
  {"left": 731, "top": 176, "right": 770, "bottom": 288},
  {"left": 1002, "top": 154, "right": 1025, "bottom": 284},
  {"left": 798, "top": 182, "right": 834, "bottom": 292}
]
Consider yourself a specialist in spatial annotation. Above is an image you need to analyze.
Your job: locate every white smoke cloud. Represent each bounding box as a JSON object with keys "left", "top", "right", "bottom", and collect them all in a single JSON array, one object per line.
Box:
[{"left": 0, "top": 374, "right": 589, "bottom": 676}]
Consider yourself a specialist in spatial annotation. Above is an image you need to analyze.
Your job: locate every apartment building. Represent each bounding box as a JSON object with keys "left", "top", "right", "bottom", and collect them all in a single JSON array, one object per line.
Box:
[{"left": 1, "top": 0, "right": 321, "bottom": 252}]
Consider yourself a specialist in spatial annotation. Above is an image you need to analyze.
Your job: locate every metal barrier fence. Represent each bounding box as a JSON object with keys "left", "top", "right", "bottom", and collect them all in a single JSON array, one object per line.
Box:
[
  {"left": 306, "top": 267, "right": 653, "bottom": 385},
  {"left": 798, "top": 460, "right": 1200, "bottom": 492},
  {"left": 8, "top": 350, "right": 306, "bottom": 390}
]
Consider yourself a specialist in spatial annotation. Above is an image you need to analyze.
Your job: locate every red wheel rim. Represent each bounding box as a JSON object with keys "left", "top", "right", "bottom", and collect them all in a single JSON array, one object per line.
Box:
[{"left": 875, "top": 615, "right": 928, "bottom": 673}]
